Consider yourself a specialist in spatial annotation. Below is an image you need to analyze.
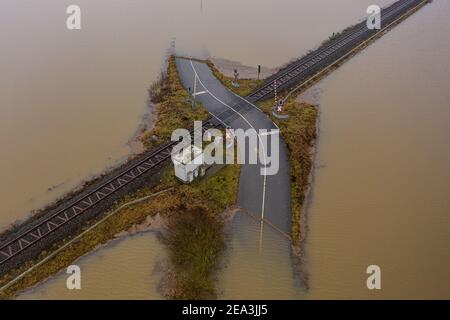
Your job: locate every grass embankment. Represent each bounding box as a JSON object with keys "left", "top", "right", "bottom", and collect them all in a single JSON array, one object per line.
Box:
[
  {"left": 162, "top": 209, "right": 223, "bottom": 299},
  {"left": 258, "top": 100, "right": 317, "bottom": 247},
  {"left": 0, "top": 56, "right": 240, "bottom": 300},
  {"left": 159, "top": 164, "right": 239, "bottom": 299},
  {"left": 208, "top": 65, "right": 318, "bottom": 247},
  {"left": 143, "top": 56, "right": 209, "bottom": 150}
]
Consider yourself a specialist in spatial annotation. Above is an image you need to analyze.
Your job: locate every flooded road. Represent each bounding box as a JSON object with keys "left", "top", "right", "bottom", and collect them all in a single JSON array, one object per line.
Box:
[
  {"left": 0, "top": 1, "right": 169, "bottom": 229},
  {"left": 2, "top": 0, "right": 449, "bottom": 299},
  {"left": 0, "top": 0, "right": 393, "bottom": 229},
  {"left": 219, "top": 214, "right": 302, "bottom": 299}
]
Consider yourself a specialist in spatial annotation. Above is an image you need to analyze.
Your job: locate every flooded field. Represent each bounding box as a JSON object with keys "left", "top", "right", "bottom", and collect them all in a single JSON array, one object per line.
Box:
[
  {"left": 1, "top": 0, "right": 448, "bottom": 299},
  {"left": 18, "top": 233, "right": 165, "bottom": 299},
  {"left": 305, "top": 0, "right": 450, "bottom": 299}
]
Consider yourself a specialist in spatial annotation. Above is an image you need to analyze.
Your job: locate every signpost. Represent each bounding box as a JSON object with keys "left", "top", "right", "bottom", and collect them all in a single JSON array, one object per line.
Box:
[
  {"left": 192, "top": 73, "right": 197, "bottom": 109},
  {"left": 274, "top": 79, "right": 277, "bottom": 106},
  {"left": 272, "top": 79, "right": 289, "bottom": 120},
  {"left": 232, "top": 69, "right": 240, "bottom": 88}
]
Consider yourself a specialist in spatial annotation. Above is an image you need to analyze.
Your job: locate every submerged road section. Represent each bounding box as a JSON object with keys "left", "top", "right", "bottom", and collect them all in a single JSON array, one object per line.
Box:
[{"left": 176, "top": 58, "right": 292, "bottom": 234}]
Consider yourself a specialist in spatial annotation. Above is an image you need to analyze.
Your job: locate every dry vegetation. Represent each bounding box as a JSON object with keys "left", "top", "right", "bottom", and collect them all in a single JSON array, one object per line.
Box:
[{"left": 144, "top": 56, "right": 210, "bottom": 150}]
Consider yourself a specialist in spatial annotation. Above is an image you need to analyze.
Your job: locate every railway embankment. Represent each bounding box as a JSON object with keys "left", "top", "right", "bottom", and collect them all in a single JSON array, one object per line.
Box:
[
  {"left": 0, "top": 56, "right": 240, "bottom": 299},
  {"left": 248, "top": 0, "right": 430, "bottom": 102}
]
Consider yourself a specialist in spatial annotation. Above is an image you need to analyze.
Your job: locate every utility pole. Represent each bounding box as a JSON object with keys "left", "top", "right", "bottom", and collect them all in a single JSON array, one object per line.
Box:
[
  {"left": 192, "top": 73, "right": 197, "bottom": 109},
  {"left": 272, "top": 79, "right": 288, "bottom": 119},
  {"left": 232, "top": 69, "right": 240, "bottom": 88},
  {"left": 274, "top": 79, "right": 277, "bottom": 106}
]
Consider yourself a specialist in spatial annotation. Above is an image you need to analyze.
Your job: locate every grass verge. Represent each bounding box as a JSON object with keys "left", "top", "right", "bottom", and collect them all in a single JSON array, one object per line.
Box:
[
  {"left": 162, "top": 208, "right": 223, "bottom": 299},
  {"left": 258, "top": 100, "right": 317, "bottom": 247},
  {"left": 144, "top": 56, "right": 209, "bottom": 150}
]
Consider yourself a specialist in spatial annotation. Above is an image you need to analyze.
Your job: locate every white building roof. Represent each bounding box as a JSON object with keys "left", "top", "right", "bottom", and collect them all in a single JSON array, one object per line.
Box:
[{"left": 172, "top": 145, "right": 203, "bottom": 165}]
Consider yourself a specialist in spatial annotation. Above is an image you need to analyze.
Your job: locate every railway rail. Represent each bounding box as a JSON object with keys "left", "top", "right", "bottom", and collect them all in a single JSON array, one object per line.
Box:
[
  {"left": 247, "top": 0, "right": 429, "bottom": 102},
  {"left": 0, "top": 117, "right": 221, "bottom": 268},
  {"left": 0, "top": 98, "right": 269, "bottom": 272}
]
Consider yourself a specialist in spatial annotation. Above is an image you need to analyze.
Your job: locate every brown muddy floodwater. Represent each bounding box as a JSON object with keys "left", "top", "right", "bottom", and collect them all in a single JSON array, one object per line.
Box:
[
  {"left": 18, "top": 233, "right": 166, "bottom": 299},
  {"left": 2, "top": 0, "right": 448, "bottom": 299},
  {"left": 305, "top": 1, "right": 450, "bottom": 299}
]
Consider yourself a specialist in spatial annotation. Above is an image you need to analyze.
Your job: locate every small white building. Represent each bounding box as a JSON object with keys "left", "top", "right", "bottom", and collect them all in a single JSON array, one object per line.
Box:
[{"left": 172, "top": 145, "right": 205, "bottom": 183}]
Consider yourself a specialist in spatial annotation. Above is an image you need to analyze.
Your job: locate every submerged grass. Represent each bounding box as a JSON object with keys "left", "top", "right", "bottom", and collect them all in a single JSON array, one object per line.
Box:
[{"left": 162, "top": 208, "right": 224, "bottom": 299}]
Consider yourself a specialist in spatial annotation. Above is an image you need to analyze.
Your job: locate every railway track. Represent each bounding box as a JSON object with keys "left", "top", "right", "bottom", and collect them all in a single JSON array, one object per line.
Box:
[
  {"left": 0, "top": 95, "right": 271, "bottom": 272},
  {"left": 0, "top": 0, "right": 429, "bottom": 274},
  {"left": 247, "top": 0, "right": 429, "bottom": 102},
  {"left": 0, "top": 117, "right": 222, "bottom": 268}
]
